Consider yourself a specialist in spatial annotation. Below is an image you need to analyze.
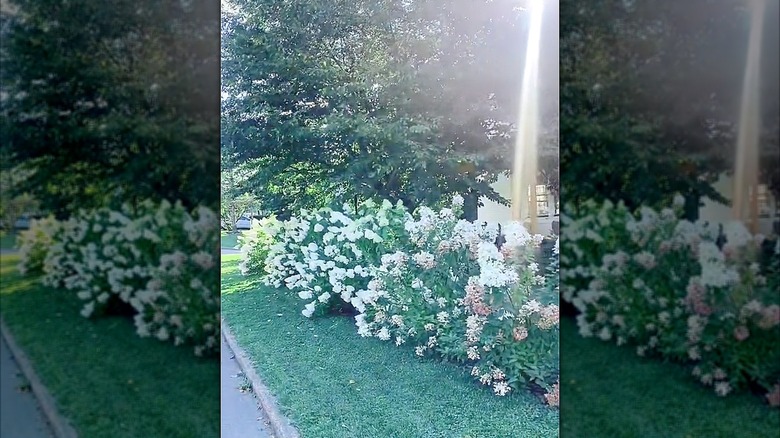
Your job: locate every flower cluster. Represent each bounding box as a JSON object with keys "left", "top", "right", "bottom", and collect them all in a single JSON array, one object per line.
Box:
[
  {"left": 17, "top": 216, "right": 61, "bottom": 276},
  {"left": 242, "top": 195, "right": 560, "bottom": 404},
  {"left": 237, "top": 216, "right": 283, "bottom": 276},
  {"left": 544, "top": 380, "right": 559, "bottom": 407},
  {"left": 19, "top": 200, "right": 220, "bottom": 357},
  {"left": 563, "top": 198, "right": 780, "bottom": 405},
  {"left": 354, "top": 198, "right": 559, "bottom": 401},
  {"left": 256, "top": 199, "right": 410, "bottom": 317}
]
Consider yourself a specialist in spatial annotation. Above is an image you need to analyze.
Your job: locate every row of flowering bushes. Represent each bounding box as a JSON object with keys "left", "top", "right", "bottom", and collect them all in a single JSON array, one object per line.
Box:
[
  {"left": 560, "top": 198, "right": 780, "bottom": 406},
  {"left": 16, "top": 200, "right": 220, "bottom": 357},
  {"left": 240, "top": 196, "right": 561, "bottom": 405}
]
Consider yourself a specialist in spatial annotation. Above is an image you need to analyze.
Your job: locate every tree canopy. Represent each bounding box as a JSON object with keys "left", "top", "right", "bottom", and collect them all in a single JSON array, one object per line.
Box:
[
  {"left": 0, "top": 0, "right": 221, "bottom": 217},
  {"left": 560, "top": 0, "right": 779, "bottom": 216},
  {"left": 221, "top": 0, "right": 559, "bottom": 217}
]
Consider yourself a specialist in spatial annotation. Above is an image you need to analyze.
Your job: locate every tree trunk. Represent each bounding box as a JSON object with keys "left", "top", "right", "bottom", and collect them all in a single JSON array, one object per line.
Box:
[
  {"left": 683, "top": 192, "right": 699, "bottom": 221},
  {"left": 463, "top": 191, "right": 478, "bottom": 222}
]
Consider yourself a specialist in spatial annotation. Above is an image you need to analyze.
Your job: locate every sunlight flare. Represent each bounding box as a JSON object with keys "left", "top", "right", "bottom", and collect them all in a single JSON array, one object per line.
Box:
[
  {"left": 732, "top": 0, "right": 766, "bottom": 232},
  {"left": 511, "top": 0, "right": 546, "bottom": 233}
]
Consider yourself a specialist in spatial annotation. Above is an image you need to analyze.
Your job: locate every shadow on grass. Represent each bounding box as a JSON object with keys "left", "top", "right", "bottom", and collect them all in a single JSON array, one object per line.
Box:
[
  {"left": 560, "top": 317, "right": 780, "bottom": 438},
  {"left": 0, "top": 232, "right": 18, "bottom": 250},
  {"left": 220, "top": 233, "right": 240, "bottom": 249},
  {"left": 221, "top": 257, "right": 559, "bottom": 438},
  {"left": 0, "top": 255, "right": 220, "bottom": 438}
]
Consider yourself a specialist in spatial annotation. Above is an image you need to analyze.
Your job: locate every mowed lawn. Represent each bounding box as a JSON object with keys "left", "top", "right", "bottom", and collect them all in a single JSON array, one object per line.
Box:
[
  {"left": 559, "top": 317, "right": 780, "bottom": 437},
  {"left": 0, "top": 254, "right": 220, "bottom": 438},
  {"left": 0, "top": 232, "right": 17, "bottom": 250},
  {"left": 221, "top": 255, "right": 559, "bottom": 438},
  {"left": 221, "top": 232, "right": 240, "bottom": 249}
]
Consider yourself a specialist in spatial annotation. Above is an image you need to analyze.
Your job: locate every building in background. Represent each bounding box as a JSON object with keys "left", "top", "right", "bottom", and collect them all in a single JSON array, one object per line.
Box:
[
  {"left": 478, "top": 174, "right": 558, "bottom": 235},
  {"left": 699, "top": 173, "right": 779, "bottom": 236}
]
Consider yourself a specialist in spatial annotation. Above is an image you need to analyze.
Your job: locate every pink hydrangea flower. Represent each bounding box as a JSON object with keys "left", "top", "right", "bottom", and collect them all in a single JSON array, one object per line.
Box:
[{"left": 733, "top": 325, "right": 750, "bottom": 341}]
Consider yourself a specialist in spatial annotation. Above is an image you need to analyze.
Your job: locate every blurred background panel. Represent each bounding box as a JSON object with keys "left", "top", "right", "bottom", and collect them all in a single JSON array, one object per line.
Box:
[
  {"left": 1, "top": 1, "right": 221, "bottom": 437},
  {"left": 559, "top": 0, "right": 779, "bottom": 436}
]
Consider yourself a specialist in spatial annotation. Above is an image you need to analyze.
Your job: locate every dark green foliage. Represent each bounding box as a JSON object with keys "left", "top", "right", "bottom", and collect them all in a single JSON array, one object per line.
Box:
[
  {"left": 0, "top": 0, "right": 220, "bottom": 216},
  {"left": 559, "top": 0, "right": 779, "bottom": 215},
  {"left": 221, "top": 0, "right": 559, "bottom": 216}
]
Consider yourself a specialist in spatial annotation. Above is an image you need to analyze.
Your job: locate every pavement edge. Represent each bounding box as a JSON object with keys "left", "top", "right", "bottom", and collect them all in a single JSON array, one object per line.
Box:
[
  {"left": 0, "top": 317, "right": 79, "bottom": 438},
  {"left": 221, "top": 319, "right": 301, "bottom": 438}
]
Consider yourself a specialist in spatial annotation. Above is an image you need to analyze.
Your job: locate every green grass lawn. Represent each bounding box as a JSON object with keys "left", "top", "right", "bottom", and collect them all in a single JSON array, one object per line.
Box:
[
  {"left": 221, "top": 232, "right": 240, "bottom": 249},
  {"left": 560, "top": 317, "right": 780, "bottom": 437},
  {"left": 221, "top": 255, "right": 559, "bottom": 438},
  {"left": 0, "top": 231, "right": 17, "bottom": 250},
  {"left": 0, "top": 254, "right": 220, "bottom": 438}
]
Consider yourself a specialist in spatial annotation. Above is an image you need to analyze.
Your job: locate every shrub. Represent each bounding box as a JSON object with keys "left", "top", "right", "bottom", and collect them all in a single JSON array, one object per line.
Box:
[
  {"left": 21, "top": 200, "right": 220, "bottom": 357},
  {"left": 259, "top": 199, "right": 410, "bottom": 317},
  {"left": 357, "top": 199, "right": 559, "bottom": 398},
  {"left": 133, "top": 205, "right": 220, "bottom": 356},
  {"left": 40, "top": 207, "right": 144, "bottom": 316},
  {"left": 17, "top": 216, "right": 60, "bottom": 276},
  {"left": 564, "top": 198, "right": 780, "bottom": 405},
  {"left": 684, "top": 228, "right": 779, "bottom": 398},
  {"left": 559, "top": 198, "right": 640, "bottom": 306},
  {"left": 570, "top": 202, "right": 704, "bottom": 352},
  {"left": 247, "top": 194, "right": 561, "bottom": 403},
  {"left": 238, "top": 216, "right": 282, "bottom": 277}
]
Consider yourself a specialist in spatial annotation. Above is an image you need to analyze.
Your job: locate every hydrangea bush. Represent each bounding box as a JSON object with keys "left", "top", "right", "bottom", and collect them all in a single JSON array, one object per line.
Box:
[
  {"left": 131, "top": 204, "right": 220, "bottom": 356},
  {"left": 237, "top": 216, "right": 282, "bottom": 277},
  {"left": 17, "top": 216, "right": 61, "bottom": 276},
  {"left": 260, "top": 199, "right": 410, "bottom": 317},
  {"left": 244, "top": 195, "right": 560, "bottom": 404},
  {"left": 559, "top": 198, "right": 639, "bottom": 305},
  {"left": 18, "top": 200, "right": 220, "bottom": 357},
  {"left": 358, "top": 203, "right": 559, "bottom": 399},
  {"left": 563, "top": 198, "right": 780, "bottom": 406}
]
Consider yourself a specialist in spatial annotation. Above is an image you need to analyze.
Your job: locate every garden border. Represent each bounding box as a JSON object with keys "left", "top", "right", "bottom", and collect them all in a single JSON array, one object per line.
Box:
[
  {"left": 0, "top": 317, "right": 79, "bottom": 438},
  {"left": 221, "top": 319, "right": 301, "bottom": 438}
]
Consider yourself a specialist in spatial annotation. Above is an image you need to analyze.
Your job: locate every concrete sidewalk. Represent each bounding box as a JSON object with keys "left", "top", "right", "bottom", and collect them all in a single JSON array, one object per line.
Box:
[
  {"left": 220, "top": 246, "right": 278, "bottom": 438},
  {"left": 1, "top": 248, "right": 268, "bottom": 438},
  {"left": 221, "top": 335, "right": 275, "bottom": 438},
  {"left": 0, "top": 335, "right": 54, "bottom": 438}
]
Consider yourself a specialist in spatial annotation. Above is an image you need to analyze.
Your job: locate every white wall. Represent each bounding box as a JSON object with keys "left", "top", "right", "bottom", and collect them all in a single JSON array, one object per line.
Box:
[
  {"left": 477, "top": 174, "right": 557, "bottom": 236},
  {"left": 699, "top": 173, "right": 778, "bottom": 236},
  {"left": 478, "top": 174, "right": 513, "bottom": 224}
]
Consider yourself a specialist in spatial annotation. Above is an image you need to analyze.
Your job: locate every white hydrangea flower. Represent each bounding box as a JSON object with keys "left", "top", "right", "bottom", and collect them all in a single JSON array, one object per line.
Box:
[{"left": 302, "top": 302, "right": 316, "bottom": 318}]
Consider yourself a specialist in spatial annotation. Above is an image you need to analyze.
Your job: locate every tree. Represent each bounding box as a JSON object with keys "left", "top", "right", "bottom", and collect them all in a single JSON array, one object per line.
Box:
[
  {"left": 559, "top": 0, "right": 778, "bottom": 218},
  {"left": 221, "top": 192, "right": 259, "bottom": 233},
  {"left": 0, "top": 0, "right": 220, "bottom": 217},
  {"left": 0, "top": 155, "right": 40, "bottom": 231},
  {"left": 221, "top": 0, "right": 558, "bottom": 216},
  {"left": 220, "top": 155, "right": 260, "bottom": 232}
]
